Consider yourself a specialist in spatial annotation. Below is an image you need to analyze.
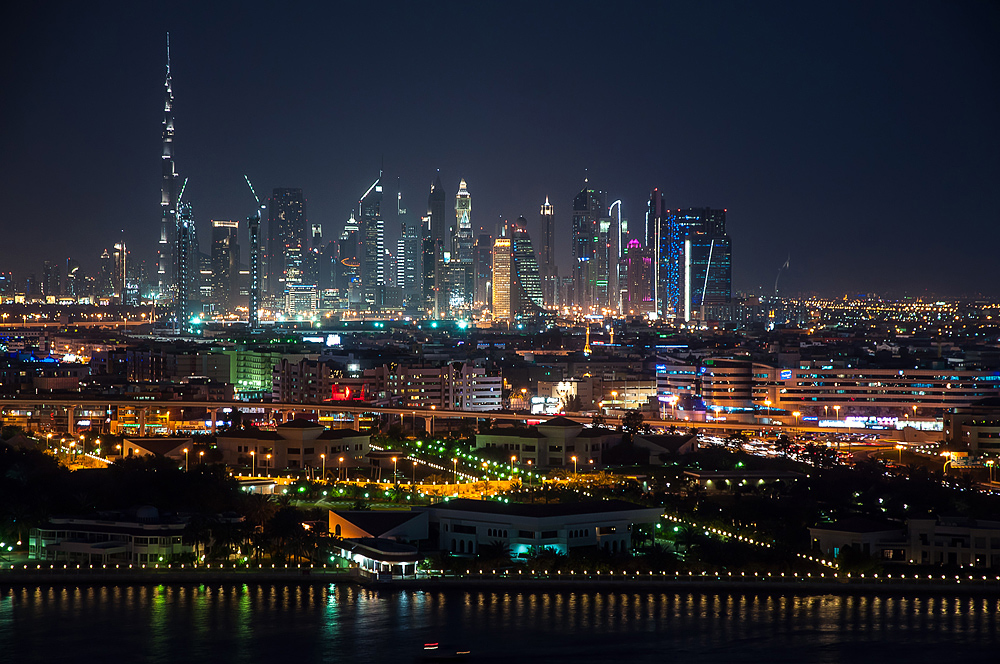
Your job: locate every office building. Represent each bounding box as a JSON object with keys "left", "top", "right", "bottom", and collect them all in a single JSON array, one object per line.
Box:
[
  {"left": 572, "top": 185, "right": 605, "bottom": 310},
  {"left": 624, "top": 240, "right": 655, "bottom": 315},
  {"left": 473, "top": 233, "right": 492, "bottom": 309},
  {"left": 450, "top": 178, "right": 474, "bottom": 312},
  {"left": 510, "top": 215, "right": 545, "bottom": 318},
  {"left": 267, "top": 188, "right": 307, "bottom": 299},
  {"left": 211, "top": 220, "right": 240, "bottom": 312},
  {"left": 539, "top": 197, "right": 557, "bottom": 307},
  {"left": 492, "top": 236, "right": 511, "bottom": 321},
  {"left": 359, "top": 175, "right": 385, "bottom": 310}
]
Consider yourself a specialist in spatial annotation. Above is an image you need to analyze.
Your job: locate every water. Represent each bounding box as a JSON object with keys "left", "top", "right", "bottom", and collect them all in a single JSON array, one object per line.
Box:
[{"left": 1, "top": 584, "right": 996, "bottom": 663}]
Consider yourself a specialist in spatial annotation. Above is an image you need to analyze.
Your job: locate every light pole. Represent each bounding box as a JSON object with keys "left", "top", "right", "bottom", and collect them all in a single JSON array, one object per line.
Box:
[
  {"left": 764, "top": 400, "right": 771, "bottom": 425},
  {"left": 412, "top": 460, "right": 417, "bottom": 486},
  {"left": 834, "top": 405, "right": 840, "bottom": 427},
  {"left": 510, "top": 455, "right": 516, "bottom": 482},
  {"left": 199, "top": 450, "right": 204, "bottom": 466},
  {"left": 266, "top": 453, "right": 271, "bottom": 478},
  {"left": 183, "top": 447, "right": 189, "bottom": 472},
  {"left": 321, "top": 453, "right": 326, "bottom": 481},
  {"left": 392, "top": 456, "right": 398, "bottom": 485},
  {"left": 987, "top": 460, "right": 995, "bottom": 484},
  {"left": 339, "top": 457, "right": 344, "bottom": 482},
  {"left": 250, "top": 450, "right": 256, "bottom": 478},
  {"left": 824, "top": 405, "right": 829, "bottom": 422},
  {"left": 572, "top": 455, "right": 578, "bottom": 478},
  {"left": 941, "top": 451, "right": 952, "bottom": 474},
  {"left": 453, "top": 458, "right": 458, "bottom": 485},
  {"left": 793, "top": 411, "right": 801, "bottom": 430},
  {"left": 896, "top": 444, "right": 904, "bottom": 464},
  {"left": 526, "top": 459, "right": 533, "bottom": 488}
]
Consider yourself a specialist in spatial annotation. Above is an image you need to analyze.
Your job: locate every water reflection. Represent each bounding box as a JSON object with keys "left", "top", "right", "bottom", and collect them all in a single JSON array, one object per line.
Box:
[{"left": 0, "top": 586, "right": 997, "bottom": 662}]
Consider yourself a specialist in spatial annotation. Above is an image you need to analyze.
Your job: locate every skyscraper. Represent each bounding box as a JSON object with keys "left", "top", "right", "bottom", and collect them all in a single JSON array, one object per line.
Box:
[
  {"left": 625, "top": 239, "right": 655, "bottom": 315},
  {"left": 158, "top": 33, "right": 179, "bottom": 300},
  {"left": 510, "top": 216, "right": 545, "bottom": 318},
  {"left": 359, "top": 175, "right": 385, "bottom": 310},
  {"left": 267, "top": 188, "right": 307, "bottom": 299},
  {"left": 473, "top": 233, "right": 493, "bottom": 309},
  {"left": 425, "top": 176, "right": 448, "bottom": 316},
  {"left": 175, "top": 201, "right": 198, "bottom": 328},
  {"left": 211, "top": 220, "right": 240, "bottom": 312},
  {"left": 539, "top": 197, "right": 557, "bottom": 308},
  {"left": 646, "top": 189, "right": 667, "bottom": 314},
  {"left": 450, "top": 178, "right": 474, "bottom": 312},
  {"left": 492, "top": 236, "right": 511, "bottom": 322},
  {"left": 665, "top": 208, "right": 732, "bottom": 322},
  {"left": 572, "top": 184, "right": 605, "bottom": 311},
  {"left": 337, "top": 213, "right": 361, "bottom": 306}
]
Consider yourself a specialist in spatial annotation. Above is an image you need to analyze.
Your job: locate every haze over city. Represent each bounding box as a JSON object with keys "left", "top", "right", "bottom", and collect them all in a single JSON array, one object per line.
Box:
[{"left": 2, "top": 0, "right": 998, "bottom": 296}]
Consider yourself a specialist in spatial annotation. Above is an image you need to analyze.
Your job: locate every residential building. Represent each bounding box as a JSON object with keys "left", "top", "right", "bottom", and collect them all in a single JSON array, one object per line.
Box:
[{"left": 215, "top": 419, "right": 371, "bottom": 471}]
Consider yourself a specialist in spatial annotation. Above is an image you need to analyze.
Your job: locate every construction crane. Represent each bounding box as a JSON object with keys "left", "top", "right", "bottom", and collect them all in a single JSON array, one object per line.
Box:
[{"left": 244, "top": 175, "right": 266, "bottom": 330}]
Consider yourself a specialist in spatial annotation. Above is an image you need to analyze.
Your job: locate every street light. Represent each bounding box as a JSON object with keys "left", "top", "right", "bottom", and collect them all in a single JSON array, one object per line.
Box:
[
  {"left": 896, "top": 444, "right": 904, "bottom": 464},
  {"left": 199, "top": 450, "right": 204, "bottom": 465},
  {"left": 339, "top": 456, "right": 344, "bottom": 482},
  {"left": 987, "top": 460, "right": 995, "bottom": 484},
  {"left": 834, "top": 405, "right": 840, "bottom": 425},
  {"left": 320, "top": 453, "right": 326, "bottom": 480},
  {"left": 250, "top": 450, "right": 256, "bottom": 478},
  {"left": 453, "top": 458, "right": 458, "bottom": 485},
  {"left": 510, "top": 455, "right": 516, "bottom": 481},
  {"left": 392, "top": 456, "right": 398, "bottom": 485},
  {"left": 941, "top": 451, "right": 952, "bottom": 474},
  {"left": 183, "top": 447, "right": 189, "bottom": 472},
  {"left": 266, "top": 453, "right": 271, "bottom": 478},
  {"left": 412, "top": 459, "right": 417, "bottom": 486},
  {"left": 571, "top": 455, "right": 578, "bottom": 478},
  {"left": 793, "top": 411, "right": 801, "bottom": 429}
]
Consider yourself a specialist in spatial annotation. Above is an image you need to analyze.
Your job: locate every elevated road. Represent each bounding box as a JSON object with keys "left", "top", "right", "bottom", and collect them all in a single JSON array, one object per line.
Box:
[{"left": 0, "top": 397, "right": 903, "bottom": 439}]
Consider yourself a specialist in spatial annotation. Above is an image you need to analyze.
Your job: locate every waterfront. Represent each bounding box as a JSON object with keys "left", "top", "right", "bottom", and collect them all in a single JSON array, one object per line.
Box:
[{"left": 1, "top": 585, "right": 997, "bottom": 663}]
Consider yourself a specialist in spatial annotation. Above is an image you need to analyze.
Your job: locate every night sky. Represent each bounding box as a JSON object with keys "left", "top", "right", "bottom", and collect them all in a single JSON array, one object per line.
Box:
[{"left": 2, "top": 1, "right": 997, "bottom": 297}]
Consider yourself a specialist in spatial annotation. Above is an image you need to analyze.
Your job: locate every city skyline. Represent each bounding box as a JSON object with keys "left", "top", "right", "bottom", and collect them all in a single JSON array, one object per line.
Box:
[{"left": 1, "top": 2, "right": 998, "bottom": 297}]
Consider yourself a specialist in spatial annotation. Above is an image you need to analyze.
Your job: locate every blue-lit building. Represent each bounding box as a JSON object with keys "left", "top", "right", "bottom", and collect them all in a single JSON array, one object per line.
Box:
[{"left": 658, "top": 207, "right": 732, "bottom": 322}]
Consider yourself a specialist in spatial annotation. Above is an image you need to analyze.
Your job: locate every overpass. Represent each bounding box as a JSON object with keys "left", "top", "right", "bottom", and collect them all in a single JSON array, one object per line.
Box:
[{"left": 0, "top": 397, "right": 905, "bottom": 440}]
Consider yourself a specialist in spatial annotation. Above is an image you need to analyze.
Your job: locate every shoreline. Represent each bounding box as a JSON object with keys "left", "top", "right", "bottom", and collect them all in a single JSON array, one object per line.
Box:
[{"left": 3, "top": 567, "right": 1000, "bottom": 596}]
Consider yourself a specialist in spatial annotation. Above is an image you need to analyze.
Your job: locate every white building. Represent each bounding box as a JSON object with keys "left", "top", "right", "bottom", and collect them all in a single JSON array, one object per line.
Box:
[{"left": 418, "top": 498, "right": 662, "bottom": 557}]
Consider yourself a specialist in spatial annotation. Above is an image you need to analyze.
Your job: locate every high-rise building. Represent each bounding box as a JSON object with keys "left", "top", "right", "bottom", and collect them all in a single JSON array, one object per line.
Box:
[
  {"left": 266, "top": 188, "right": 307, "bottom": 300},
  {"left": 624, "top": 239, "right": 655, "bottom": 315},
  {"left": 449, "top": 178, "right": 474, "bottom": 313},
  {"left": 646, "top": 189, "right": 667, "bottom": 314},
  {"left": 65, "top": 259, "right": 81, "bottom": 298},
  {"left": 337, "top": 213, "right": 361, "bottom": 306},
  {"left": 473, "top": 233, "right": 493, "bottom": 309},
  {"left": 41, "top": 261, "right": 61, "bottom": 298},
  {"left": 572, "top": 184, "right": 605, "bottom": 311},
  {"left": 539, "top": 197, "right": 557, "bottom": 308},
  {"left": 211, "top": 220, "right": 240, "bottom": 312},
  {"left": 359, "top": 175, "right": 385, "bottom": 310},
  {"left": 491, "top": 236, "right": 511, "bottom": 322},
  {"left": 175, "top": 201, "right": 198, "bottom": 329},
  {"left": 664, "top": 208, "right": 732, "bottom": 322},
  {"left": 510, "top": 216, "right": 545, "bottom": 318},
  {"left": 157, "top": 33, "right": 179, "bottom": 301},
  {"left": 425, "top": 176, "right": 448, "bottom": 316}
]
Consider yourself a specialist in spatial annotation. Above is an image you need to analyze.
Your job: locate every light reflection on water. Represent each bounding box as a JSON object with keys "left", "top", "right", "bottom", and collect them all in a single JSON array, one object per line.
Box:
[{"left": 0, "top": 585, "right": 996, "bottom": 663}]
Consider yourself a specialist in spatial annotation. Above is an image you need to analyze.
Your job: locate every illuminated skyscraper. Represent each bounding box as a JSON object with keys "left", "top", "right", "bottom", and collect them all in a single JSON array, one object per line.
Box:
[
  {"left": 492, "top": 236, "right": 511, "bottom": 321},
  {"left": 158, "top": 33, "right": 179, "bottom": 300},
  {"left": 539, "top": 197, "right": 557, "bottom": 307},
  {"left": 665, "top": 208, "right": 731, "bottom": 322},
  {"left": 572, "top": 184, "right": 605, "bottom": 310},
  {"left": 211, "top": 220, "right": 240, "bottom": 311},
  {"left": 425, "top": 176, "right": 448, "bottom": 316},
  {"left": 359, "top": 174, "right": 385, "bottom": 310},
  {"left": 625, "top": 239, "right": 655, "bottom": 315},
  {"left": 267, "top": 188, "right": 307, "bottom": 299},
  {"left": 450, "top": 178, "right": 474, "bottom": 312},
  {"left": 175, "top": 201, "right": 198, "bottom": 329},
  {"left": 510, "top": 216, "right": 545, "bottom": 318},
  {"left": 337, "top": 213, "right": 361, "bottom": 305}
]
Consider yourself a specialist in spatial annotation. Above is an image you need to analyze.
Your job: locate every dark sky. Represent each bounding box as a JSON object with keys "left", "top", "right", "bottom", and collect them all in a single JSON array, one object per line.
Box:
[{"left": 2, "top": 1, "right": 998, "bottom": 297}]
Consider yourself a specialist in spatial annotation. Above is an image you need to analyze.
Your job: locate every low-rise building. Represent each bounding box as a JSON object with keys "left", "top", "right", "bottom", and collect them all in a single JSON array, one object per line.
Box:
[
  {"left": 475, "top": 416, "right": 620, "bottom": 468},
  {"left": 29, "top": 507, "right": 192, "bottom": 564},
  {"left": 417, "top": 498, "right": 662, "bottom": 556},
  {"left": 215, "top": 419, "right": 370, "bottom": 472}
]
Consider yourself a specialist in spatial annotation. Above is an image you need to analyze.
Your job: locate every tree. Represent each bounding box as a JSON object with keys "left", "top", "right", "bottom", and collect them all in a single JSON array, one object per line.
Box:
[
  {"left": 621, "top": 410, "right": 644, "bottom": 434},
  {"left": 591, "top": 413, "right": 606, "bottom": 427},
  {"left": 565, "top": 395, "right": 582, "bottom": 413}
]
